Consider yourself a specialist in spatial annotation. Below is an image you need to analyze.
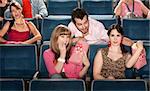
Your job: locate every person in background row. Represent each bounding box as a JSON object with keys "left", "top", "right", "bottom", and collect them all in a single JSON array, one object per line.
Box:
[
  {"left": 0, "top": 1, "right": 42, "bottom": 44},
  {"left": 68, "top": 8, "right": 134, "bottom": 46},
  {"left": 4, "top": 0, "right": 48, "bottom": 19},
  {"left": 43, "top": 24, "right": 90, "bottom": 79},
  {"left": 114, "top": 0, "right": 150, "bottom": 18},
  {"left": 93, "top": 24, "right": 144, "bottom": 79},
  {"left": 0, "top": 0, "right": 10, "bottom": 21}
]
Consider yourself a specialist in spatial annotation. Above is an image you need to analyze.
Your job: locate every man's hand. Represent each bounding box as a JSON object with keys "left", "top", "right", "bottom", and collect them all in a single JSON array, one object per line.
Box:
[{"left": 34, "top": 14, "right": 43, "bottom": 19}]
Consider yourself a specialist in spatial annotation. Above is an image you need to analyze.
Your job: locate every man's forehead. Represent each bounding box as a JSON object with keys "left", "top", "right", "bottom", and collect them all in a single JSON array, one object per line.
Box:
[{"left": 75, "top": 16, "right": 88, "bottom": 23}]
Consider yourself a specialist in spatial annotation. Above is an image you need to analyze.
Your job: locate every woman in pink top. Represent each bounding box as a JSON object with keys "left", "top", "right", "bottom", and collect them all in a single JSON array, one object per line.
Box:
[
  {"left": 114, "top": 0, "right": 150, "bottom": 18},
  {"left": 0, "top": 1, "right": 41, "bottom": 44},
  {"left": 43, "top": 24, "right": 90, "bottom": 79}
]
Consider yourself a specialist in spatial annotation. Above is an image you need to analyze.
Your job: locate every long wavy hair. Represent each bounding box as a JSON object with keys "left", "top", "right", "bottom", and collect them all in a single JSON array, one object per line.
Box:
[{"left": 50, "top": 24, "right": 72, "bottom": 60}]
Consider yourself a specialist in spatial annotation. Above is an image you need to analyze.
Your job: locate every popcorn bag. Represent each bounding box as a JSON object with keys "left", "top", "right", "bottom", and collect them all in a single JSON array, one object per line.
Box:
[
  {"left": 69, "top": 40, "right": 89, "bottom": 65},
  {"left": 132, "top": 43, "right": 147, "bottom": 70}
]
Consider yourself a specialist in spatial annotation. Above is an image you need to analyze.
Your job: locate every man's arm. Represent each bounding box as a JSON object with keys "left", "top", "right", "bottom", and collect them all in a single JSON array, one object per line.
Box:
[{"left": 37, "top": 0, "right": 48, "bottom": 17}]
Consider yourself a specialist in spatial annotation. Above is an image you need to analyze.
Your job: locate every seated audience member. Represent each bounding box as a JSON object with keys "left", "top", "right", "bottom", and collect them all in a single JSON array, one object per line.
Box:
[
  {"left": 0, "top": 1, "right": 42, "bottom": 44},
  {"left": 43, "top": 24, "right": 90, "bottom": 79},
  {"left": 93, "top": 24, "right": 144, "bottom": 79},
  {"left": 114, "top": 0, "right": 150, "bottom": 18},
  {"left": 68, "top": 8, "right": 134, "bottom": 46},
  {"left": 4, "top": 0, "right": 48, "bottom": 19},
  {"left": 0, "top": 0, "right": 10, "bottom": 21}
]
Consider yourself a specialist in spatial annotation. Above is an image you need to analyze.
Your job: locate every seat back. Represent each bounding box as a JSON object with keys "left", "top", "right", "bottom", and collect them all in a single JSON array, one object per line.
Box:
[
  {"left": 25, "top": 18, "right": 42, "bottom": 33},
  {"left": 88, "top": 44, "right": 107, "bottom": 80},
  {"left": 0, "top": 19, "right": 4, "bottom": 29},
  {"left": 97, "top": 18, "right": 116, "bottom": 29},
  {"left": 39, "top": 44, "right": 49, "bottom": 78},
  {"left": 0, "top": 44, "right": 38, "bottom": 80},
  {"left": 0, "top": 79, "right": 24, "bottom": 91},
  {"left": 29, "top": 79, "right": 86, "bottom": 91},
  {"left": 47, "top": 0, "right": 78, "bottom": 15},
  {"left": 41, "top": 17, "right": 71, "bottom": 42},
  {"left": 82, "top": 0, "right": 113, "bottom": 15},
  {"left": 91, "top": 79, "right": 148, "bottom": 91},
  {"left": 123, "top": 19, "right": 150, "bottom": 40}
]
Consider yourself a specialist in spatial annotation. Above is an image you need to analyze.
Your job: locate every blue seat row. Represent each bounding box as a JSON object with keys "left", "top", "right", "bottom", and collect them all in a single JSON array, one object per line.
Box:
[
  {"left": 36, "top": 18, "right": 150, "bottom": 43},
  {"left": 0, "top": 43, "right": 149, "bottom": 81},
  {"left": 39, "top": 43, "right": 150, "bottom": 80},
  {"left": 0, "top": 79, "right": 148, "bottom": 91},
  {"left": 46, "top": 0, "right": 148, "bottom": 16},
  {"left": 46, "top": 0, "right": 113, "bottom": 16},
  {"left": 1, "top": 18, "right": 149, "bottom": 43},
  {"left": 40, "top": 18, "right": 150, "bottom": 42}
]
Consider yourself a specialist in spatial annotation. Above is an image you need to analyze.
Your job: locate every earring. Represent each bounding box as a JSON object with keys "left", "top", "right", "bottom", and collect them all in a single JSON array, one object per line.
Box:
[{"left": 108, "top": 41, "right": 111, "bottom": 47}]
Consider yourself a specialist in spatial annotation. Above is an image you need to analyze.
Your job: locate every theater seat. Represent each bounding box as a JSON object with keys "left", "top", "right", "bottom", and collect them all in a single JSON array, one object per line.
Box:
[
  {"left": 82, "top": 0, "right": 113, "bottom": 15},
  {"left": 88, "top": 44, "right": 107, "bottom": 80},
  {"left": 91, "top": 79, "right": 148, "bottom": 91},
  {"left": 47, "top": 0, "right": 78, "bottom": 15},
  {"left": 0, "top": 79, "right": 24, "bottom": 91},
  {"left": 39, "top": 43, "right": 49, "bottom": 78},
  {"left": 29, "top": 79, "right": 86, "bottom": 91},
  {"left": 41, "top": 17, "right": 71, "bottom": 43},
  {"left": 0, "top": 44, "right": 38, "bottom": 80},
  {"left": 123, "top": 19, "right": 150, "bottom": 42},
  {"left": 97, "top": 18, "right": 116, "bottom": 30}
]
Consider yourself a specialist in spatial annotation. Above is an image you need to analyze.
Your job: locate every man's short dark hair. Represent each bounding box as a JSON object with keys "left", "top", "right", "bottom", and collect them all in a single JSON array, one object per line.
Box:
[{"left": 71, "top": 8, "right": 88, "bottom": 24}]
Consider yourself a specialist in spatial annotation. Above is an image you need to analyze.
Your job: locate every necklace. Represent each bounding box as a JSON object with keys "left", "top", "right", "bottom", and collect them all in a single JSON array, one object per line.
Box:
[{"left": 14, "top": 22, "right": 24, "bottom": 25}]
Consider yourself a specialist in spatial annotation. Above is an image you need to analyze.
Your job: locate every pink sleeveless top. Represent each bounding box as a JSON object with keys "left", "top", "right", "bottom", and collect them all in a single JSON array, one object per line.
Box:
[{"left": 121, "top": 1, "right": 143, "bottom": 17}]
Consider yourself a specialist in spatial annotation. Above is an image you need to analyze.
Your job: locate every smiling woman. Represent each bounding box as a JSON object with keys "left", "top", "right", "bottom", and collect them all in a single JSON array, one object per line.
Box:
[
  {"left": 93, "top": 24, "right": 144, "bottom": 80},
  {"left": 0, "top": 1, "right": 42, "bottom": 44}
]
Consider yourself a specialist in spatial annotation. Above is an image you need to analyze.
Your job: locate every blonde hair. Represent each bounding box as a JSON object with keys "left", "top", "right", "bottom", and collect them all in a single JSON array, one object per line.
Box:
[{"left": 50, "top": 24, "right": 72, "bottom": 59}]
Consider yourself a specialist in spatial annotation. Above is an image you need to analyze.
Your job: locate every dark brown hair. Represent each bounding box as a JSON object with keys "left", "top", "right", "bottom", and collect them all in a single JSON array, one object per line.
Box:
[
  {"left": 108, "top": 24, "right": 128, "bottom": 53},
  {"left": 71, "top": 8, "right": 88, "bottom": 24},
  {"left": 9, "top": 1, "right": 22, "bottom": 12}
]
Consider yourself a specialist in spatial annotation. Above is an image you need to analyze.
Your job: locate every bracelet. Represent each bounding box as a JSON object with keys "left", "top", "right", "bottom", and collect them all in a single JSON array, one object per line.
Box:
[{"left": 57, "top": 58, "right": 65, "bottom": 63}]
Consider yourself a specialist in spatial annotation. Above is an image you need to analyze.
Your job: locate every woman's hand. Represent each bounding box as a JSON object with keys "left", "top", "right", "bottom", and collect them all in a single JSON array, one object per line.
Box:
[
  {"left": 136, "top": 41, "right": 144, "bottom": 50},
  {"left": 58, "top": 41, "right": 67, "bottom": 59}
]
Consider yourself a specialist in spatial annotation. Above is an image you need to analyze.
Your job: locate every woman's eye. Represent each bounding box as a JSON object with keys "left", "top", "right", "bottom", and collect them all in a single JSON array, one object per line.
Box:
[
  {"left": 61, "top": 36, "right": 65, "bottom": 38},
  {"left": 117, "top": 35, "right": 121, "bottom": 37},
  {"left": 110, "top": 34, "right": 114, "bottom": 37}
]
